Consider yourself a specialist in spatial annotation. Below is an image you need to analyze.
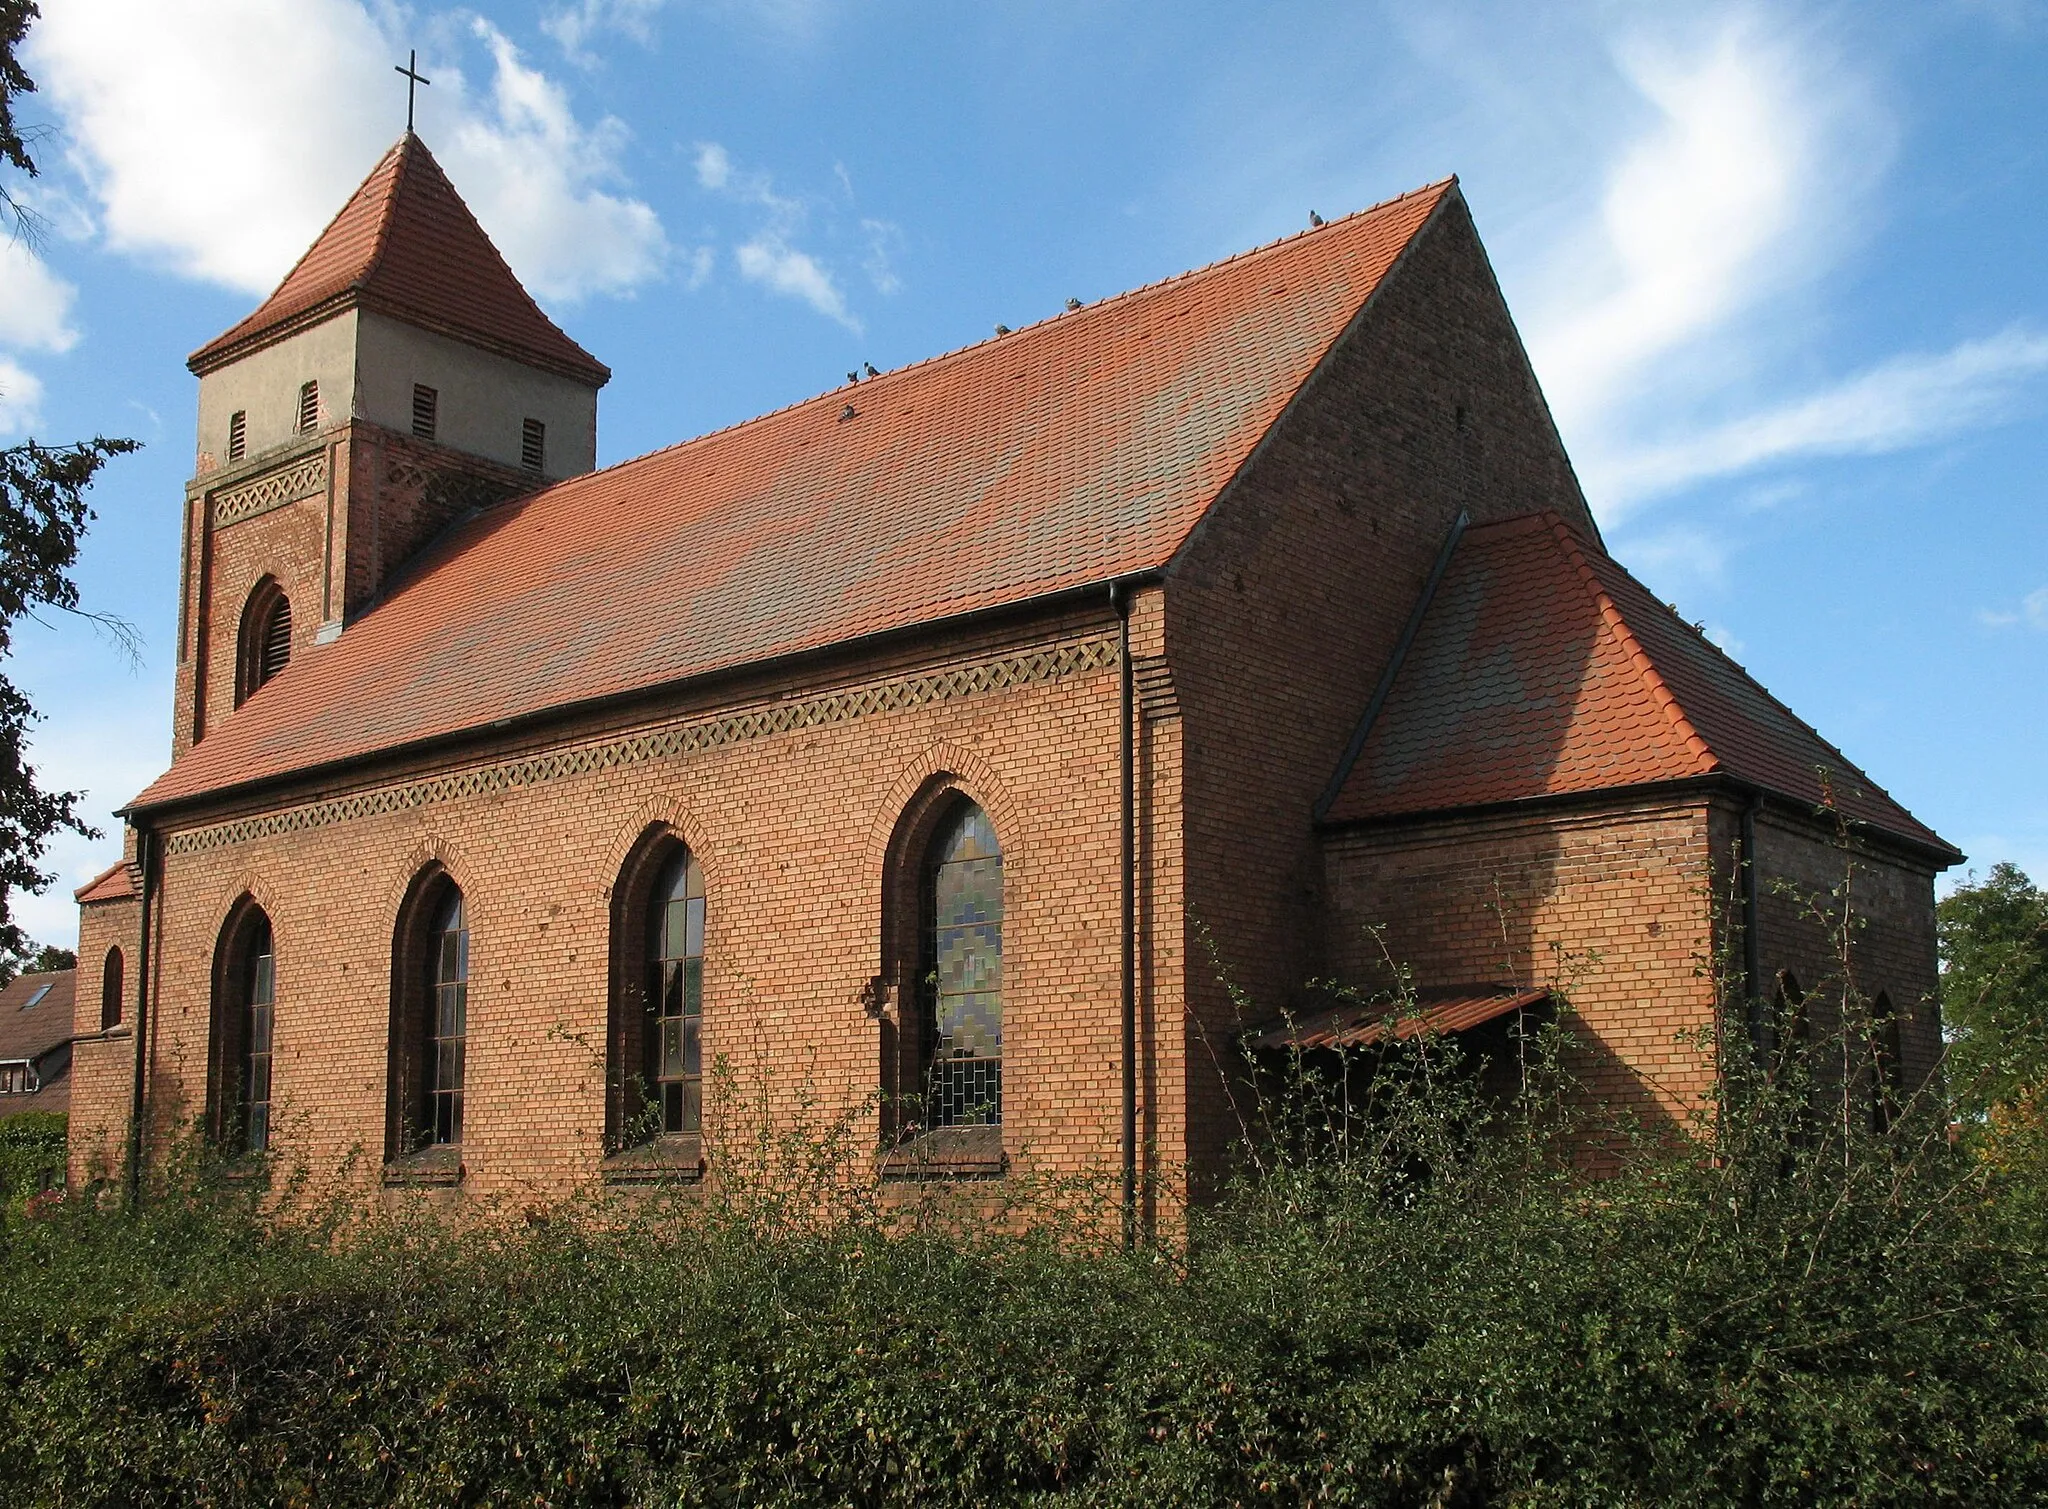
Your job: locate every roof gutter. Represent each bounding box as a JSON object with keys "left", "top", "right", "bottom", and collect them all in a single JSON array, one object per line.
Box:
[{"left": 125, "top": 570, "right": 1165, "bottom": 826}]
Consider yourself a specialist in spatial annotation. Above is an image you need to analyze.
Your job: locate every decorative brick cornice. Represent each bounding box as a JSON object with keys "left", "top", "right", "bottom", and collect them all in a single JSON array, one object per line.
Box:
[
  {"left": 165, "top": 634, "right": 1120, "bottom": 856},
  {"left": 211, "top": 453, "right": 328, "bottom": 529}
]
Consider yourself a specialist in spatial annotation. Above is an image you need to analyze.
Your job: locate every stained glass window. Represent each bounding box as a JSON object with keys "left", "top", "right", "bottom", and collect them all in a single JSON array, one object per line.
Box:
[
  {"left": 241, "top": 918, "right": 275, "bottom": 1154},
  {"left": 924, "top": 800, "right": 1002, "bottom": 1127},
  {"left": 429, "top": 889, "right": 467, "bottom": 1146},
  {"left": 647, "top": 849, "right": 705, "bottom": 1135}
]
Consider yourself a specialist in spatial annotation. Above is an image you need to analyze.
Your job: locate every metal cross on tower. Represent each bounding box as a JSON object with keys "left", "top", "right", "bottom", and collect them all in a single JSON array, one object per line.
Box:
[{"left": 394, "top": 49, "right": 431, "bottom": 133}]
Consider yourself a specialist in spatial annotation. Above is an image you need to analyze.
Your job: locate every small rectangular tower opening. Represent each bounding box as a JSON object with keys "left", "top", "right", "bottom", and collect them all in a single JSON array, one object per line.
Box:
[
  {"left": 297, "top": 381, "right": 320, "bottom": 434},
  {"left": 521, "top": 417, "right": 546, "bottom": 473},
  {"left": 412, "top": 384, "right": 438, "bottom": 441},
  {"left": 228, "top": 410, "right": 246, "bottom": 463}
]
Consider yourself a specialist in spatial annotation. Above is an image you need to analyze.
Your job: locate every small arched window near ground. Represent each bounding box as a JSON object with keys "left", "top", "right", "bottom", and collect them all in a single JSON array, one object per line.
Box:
[
  {"left": 387, "top": 867, "right": 469, "bottom": 1159},
  {"left": 209, "top": 902, "right": 276, "bottom": 1155},
  {"left": 1870, "top": 992, "right": 1906, "bottom": 1134},
  {"left": 921, "top": 799, "right": 1004, "bottom": 1128},
  {"left": 100, "top": 946, "right": 124, "bottom": 1029},
  {"left": 236, "top": 578, "right": 292, "bottom": 706}
]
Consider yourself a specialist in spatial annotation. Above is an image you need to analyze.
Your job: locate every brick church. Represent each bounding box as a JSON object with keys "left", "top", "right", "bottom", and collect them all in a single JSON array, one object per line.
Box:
[{"left": 64, "top": 135, "right": 1959, "bottom": 1215}]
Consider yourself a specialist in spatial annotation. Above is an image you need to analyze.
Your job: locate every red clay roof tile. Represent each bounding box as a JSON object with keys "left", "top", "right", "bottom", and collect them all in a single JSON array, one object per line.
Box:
[
  {"left": 1324, "top": 513, "right": 1953, "bottom": 855},
  {"left": 134, "top": 181, "right": 1457, "bottom": 812},
  {"left": 74, "top": 860, "right": 140, "bottom": 904},
  {"left": 188, "top": 134, "right": 609, "bottom": 385}
]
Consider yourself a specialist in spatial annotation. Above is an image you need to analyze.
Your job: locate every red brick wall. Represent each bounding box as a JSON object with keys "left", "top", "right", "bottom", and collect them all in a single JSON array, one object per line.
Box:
[
  {"left": 1736, "top": 805, "right": 1945, "bottom": 1104},
  {"left": 1323, "top": 798, "right": 1722, "bottom": 1138},
  {"left": 129, "top": 609, "right": 1163, "bottom": 1207},
  {"left": 1161, "top": 193, "right": 1604, "bottom": 1191},
  {"left": 69, "top": 894, "right": 141, "bottom": 1187}
]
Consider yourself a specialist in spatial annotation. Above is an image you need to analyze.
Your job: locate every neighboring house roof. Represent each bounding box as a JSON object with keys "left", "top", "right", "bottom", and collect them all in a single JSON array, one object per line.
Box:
[
  {"left": 187, "top": 134, "right": 610, "bottom": 386},
  {"left": 132, "top": 180, "right": 1457, "bottom": 812},
  {"left": 0, "top": 969, "right": 76, "bottom": 1116},
  {"left": 75, "top": 859, "right": 140, "bottom": 904},
  {"left": 1323, "top": 512, "right": 1955, "bottom": 857}
]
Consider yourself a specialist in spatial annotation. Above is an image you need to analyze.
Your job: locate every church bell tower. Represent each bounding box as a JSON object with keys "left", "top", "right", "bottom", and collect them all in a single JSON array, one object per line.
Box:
[{"left": 172, "top": 133, "right": 610, "bottom": 756}]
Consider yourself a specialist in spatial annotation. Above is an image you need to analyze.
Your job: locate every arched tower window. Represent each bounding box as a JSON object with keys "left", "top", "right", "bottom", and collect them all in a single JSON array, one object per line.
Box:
[
  {"left": 606, "top": 829, "right": 705, "bottom": 1151},
  {"left": 921, "top": 799, "right": 1003, "bottom": 1129},
  {"left": 100, "top": 946, "right": 124, "bottom": 1029},
  {"left": 208, "top": 902, "right": 276, "bottom": 1154},
  {"left": 236, "top": 577, "right": 292, "bottom": 705},
  {"left": 388, "top": 868, "right": 468, "bottom": 1158}
]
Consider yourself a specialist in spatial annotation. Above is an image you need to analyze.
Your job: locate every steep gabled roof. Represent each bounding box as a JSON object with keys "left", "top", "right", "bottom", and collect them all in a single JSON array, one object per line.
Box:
[
  {"left": 132, "top": 181, "right": 1458, "bottom": 812},
  {"left": 188, "top": 134, "right": 610, "bottom": 385},
  {"left": 1323, "top": 512, "right": 1955, "bottom": 857}
]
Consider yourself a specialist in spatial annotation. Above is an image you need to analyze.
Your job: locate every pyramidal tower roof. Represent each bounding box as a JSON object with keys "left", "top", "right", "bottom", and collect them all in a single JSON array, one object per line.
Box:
[{"left": 188, "top": 133, "right": 610, "bottom": 386}]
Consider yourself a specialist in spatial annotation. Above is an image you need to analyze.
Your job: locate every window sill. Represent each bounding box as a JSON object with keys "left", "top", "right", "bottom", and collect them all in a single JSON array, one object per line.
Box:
[
  {"left": 383, "top": 1145, "right": 464, "bottom": 1187},
  {"left": 602, "top": 1136, "right": 705, "bottom": 1186},
  {"left": 879, "top": 1125, "right": 1007, "bottom": 1181}
]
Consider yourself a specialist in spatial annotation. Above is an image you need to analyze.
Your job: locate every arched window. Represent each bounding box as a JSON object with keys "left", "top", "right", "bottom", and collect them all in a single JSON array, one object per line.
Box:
[
  {"left": 605, "top": 829, "right": 705, "bottom": 1152},
  {"left": 921, "top": 799, "right": 1003, "bottom": 1129},
  {"left": 236, "top": 577, "right": 292, "bottom": 705},
  {"left": 1768, "top": 970, "right": 1807, "bottom": 1080},
  {"left": 100, "top": 945, "right": 124, "bottom": 1029},
  {"left": 388, "top": 868, "right": 467, "bottom": 1158},
  {"left": 208, "top": 902, "right": 276, "bottom": 1154}
]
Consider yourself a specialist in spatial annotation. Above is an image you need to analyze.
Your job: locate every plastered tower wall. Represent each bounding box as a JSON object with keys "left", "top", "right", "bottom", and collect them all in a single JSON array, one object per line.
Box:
[{"left": 1160, "top": 193, "right": 1602, "bottom": 1193}]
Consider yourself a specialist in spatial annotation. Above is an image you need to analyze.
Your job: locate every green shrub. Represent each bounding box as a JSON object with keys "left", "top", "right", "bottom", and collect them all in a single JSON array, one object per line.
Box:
[{"left": 0, "top": 1110, "right": 64, "bottom": 1202}]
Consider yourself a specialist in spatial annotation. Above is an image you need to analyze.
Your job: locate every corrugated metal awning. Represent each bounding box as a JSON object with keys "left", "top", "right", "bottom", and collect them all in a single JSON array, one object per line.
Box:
[{"left": 1242, "top": 985, "right": 1550, "bottom": 1053}]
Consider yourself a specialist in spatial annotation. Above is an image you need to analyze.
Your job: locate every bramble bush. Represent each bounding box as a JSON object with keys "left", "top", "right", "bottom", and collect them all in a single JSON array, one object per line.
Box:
[{"left": 6, "top": 866, "right": 2048, "bottom": 1505}]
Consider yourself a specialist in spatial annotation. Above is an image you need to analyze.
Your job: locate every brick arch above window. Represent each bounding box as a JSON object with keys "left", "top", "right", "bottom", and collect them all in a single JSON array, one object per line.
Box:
[
  {"left": 595, "top": 797, "right": 724, "bottom": 907},
  {"left": 864, "top": 742, "right": 1026, "bottom": 908},
  {"left": 383, "top": 835, "right": 483, "bottom": 931}
]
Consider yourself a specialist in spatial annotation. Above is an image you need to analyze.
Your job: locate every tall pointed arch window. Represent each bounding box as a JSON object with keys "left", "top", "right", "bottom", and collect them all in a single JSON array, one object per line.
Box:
[
  {"left": 605, "top": 829, "right": 707, "bottom": 1164},
  {"left": 236, "top": 577, "right": 292, "bottom": 705},
  {"left": 209, "top": 903, "right": 276, "bottom": 1155},
  {"left": 921, "top": 800, "right": 1003, "bottom": 1128},
  {"left": 1870, "top": 991, "right": 1906, "bottom": 1134},
  {"left": 387, "top": 868, "right": 468, "bottom": 1162},
  {"left": 648, "top": 850, "right": 706, "bottom": 1136}
]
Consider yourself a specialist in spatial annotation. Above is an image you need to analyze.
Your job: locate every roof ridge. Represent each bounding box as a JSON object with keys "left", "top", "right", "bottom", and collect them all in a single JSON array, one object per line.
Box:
[
  {"left": 1542, "top": 511, "right": 1718, "bottom": 775},
  {"left": 1585, "top": 541, "right": 1911, "bottom": 814},
  {"left": 353, "top": 133, "right": 414, "bottom": 293},
  {"left": 536, "top": 178, "right": 1462, "bottom": 500}
]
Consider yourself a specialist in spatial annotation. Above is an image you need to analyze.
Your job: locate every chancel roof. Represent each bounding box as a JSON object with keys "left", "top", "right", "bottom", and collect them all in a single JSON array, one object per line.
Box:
[
  {"left": 133, "top": 181, "right": 1456, "bottom": 812},
  {"left": 187, "top": 134, "right": 610, "bottom": 385},
  {"left": 1323, "top": 513, "right": 1955, "bottom": 857}
]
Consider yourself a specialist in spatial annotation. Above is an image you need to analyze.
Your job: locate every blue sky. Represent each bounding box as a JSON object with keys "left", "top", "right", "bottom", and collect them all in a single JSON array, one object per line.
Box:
[{"left": 1, "top": 0, "right": 2043, "bottom": 946}]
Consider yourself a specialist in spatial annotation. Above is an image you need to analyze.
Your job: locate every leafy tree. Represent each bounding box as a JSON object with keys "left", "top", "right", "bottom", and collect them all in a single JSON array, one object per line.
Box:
[
  {"left": 1940, "top": 863, "right": 2048, "bottom": 1119},
  {"left": 0, "top": 3, "right": 140, "bottom": 966}
]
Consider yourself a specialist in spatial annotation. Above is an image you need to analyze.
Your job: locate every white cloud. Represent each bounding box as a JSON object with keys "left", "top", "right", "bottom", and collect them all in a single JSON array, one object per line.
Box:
[
  {"left": 696, "top": 139, "right": 860, "bottom": 327},
  {"left": 544, "top": 0, "right": 668, "bottom": 63},
  {"left": 695, "top": 141, "right": 733, "bottom": 191},
  {"left": 737, "top": 235, "right": 858, "bottom": 330},
  {"left": 1595, "top": 328, "right": 2048, "bottom": 504},
  {"left": 0, "top": 354, "right": 45, "bottom": 439},
  {"left": 1525, "top": 16, "right": 1819, "bottom": 437},
  {"left": 28, "top": 0, "right": 666, "bottom": 303},
  {"left": 682, "top": 245, "right": 715, "bottom": 290},
  {"left": 860, "top": 217, "right": 903, "bottom": 296},
  {"left": 0, "top": 237, "right": 78, "bottom": 356},
  {"left": 1979, "top": 585, "right": 2048, "bottom": 632}
]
